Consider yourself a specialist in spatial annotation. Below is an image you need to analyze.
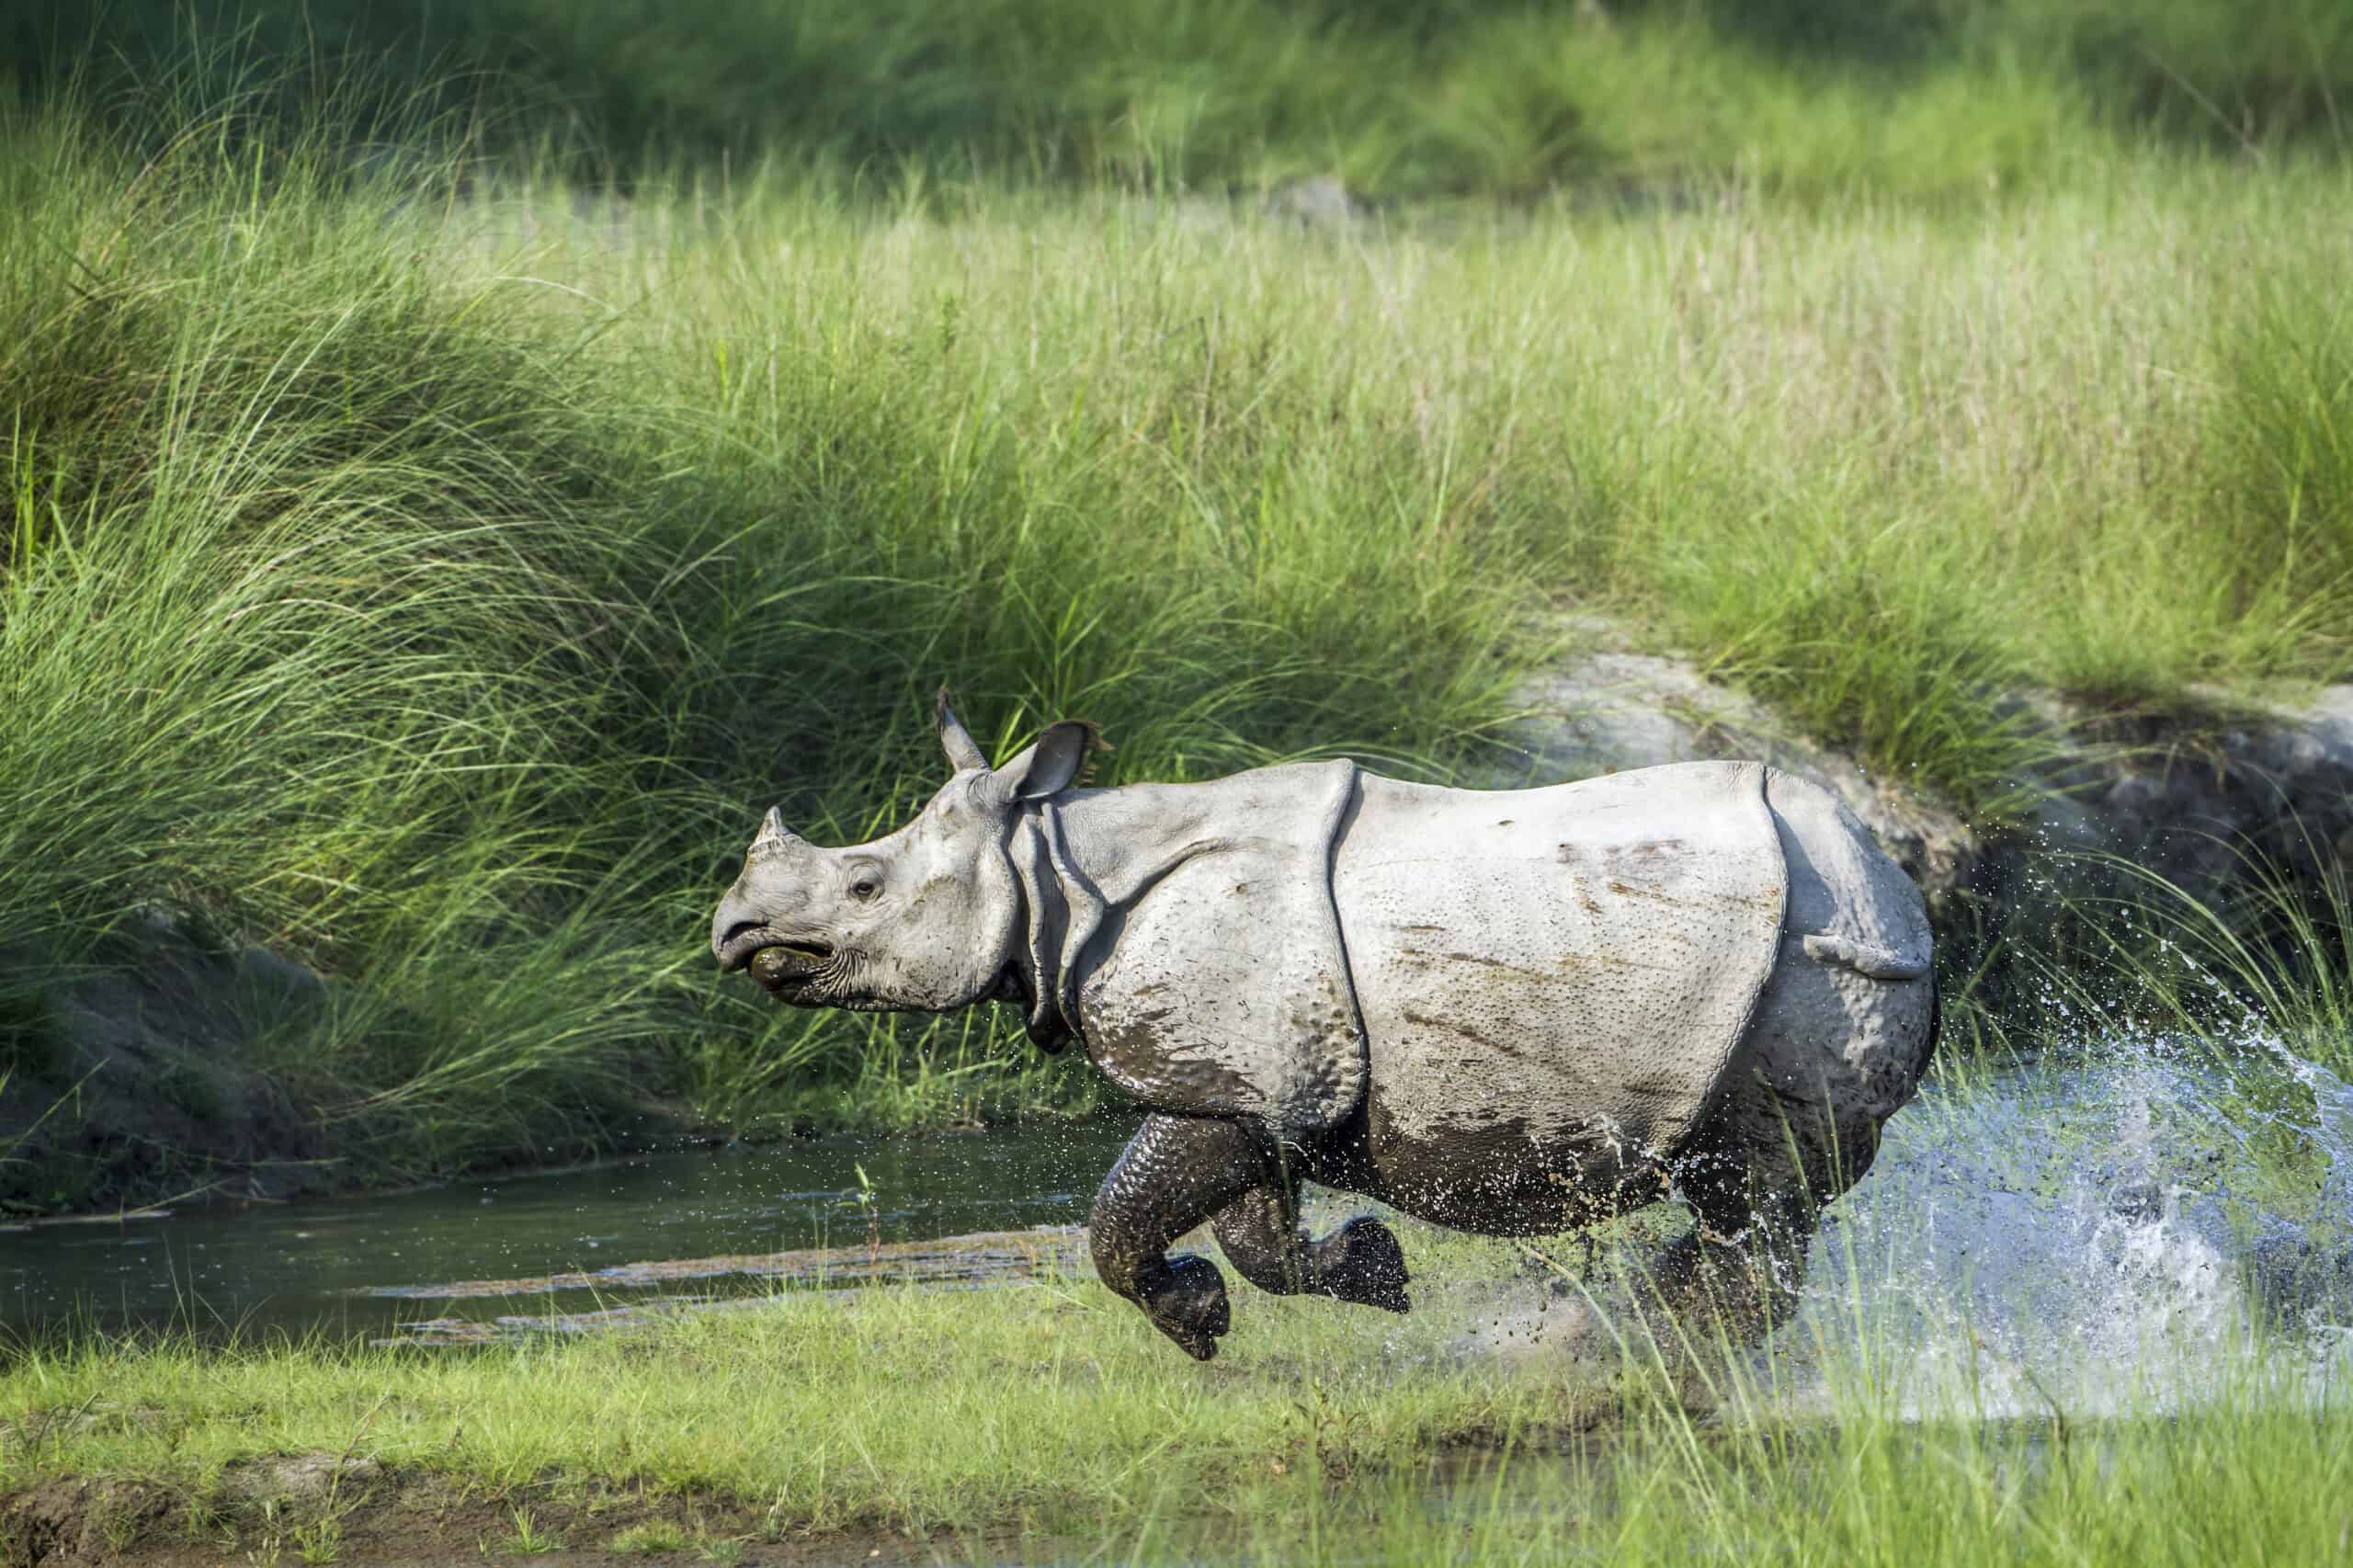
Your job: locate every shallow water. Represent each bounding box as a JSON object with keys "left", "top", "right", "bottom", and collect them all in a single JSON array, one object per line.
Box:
[
  {"left": 6, "top": 1035, "right": 2350, "bottom": 1416},
  {"left": 0, "top": 1119, "right": 1135, "bottom": 1342}
]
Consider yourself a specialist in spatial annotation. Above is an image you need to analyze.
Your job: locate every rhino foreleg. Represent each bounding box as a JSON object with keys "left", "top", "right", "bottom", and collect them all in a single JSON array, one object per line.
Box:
[
  {"left": 1089, "top": 1113, "right": 1411, "bottom": 1358},
  {"left": 1089, "top": 1113, "right": 1260, "bottom": 1359}
]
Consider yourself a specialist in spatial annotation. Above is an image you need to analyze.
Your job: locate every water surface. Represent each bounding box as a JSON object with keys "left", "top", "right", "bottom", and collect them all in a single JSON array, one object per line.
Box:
[
  {"left": 1, "top": 1119, "right": 1137, "bottom": 1343},
  {"left": 8, "top": 1033, "right": 2351, "bottom": 1416}
]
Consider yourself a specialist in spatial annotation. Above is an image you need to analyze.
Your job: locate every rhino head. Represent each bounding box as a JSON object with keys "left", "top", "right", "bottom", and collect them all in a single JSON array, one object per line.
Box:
[{"left": 709, "top": 694, "right": 1097, "bottom": 1015}]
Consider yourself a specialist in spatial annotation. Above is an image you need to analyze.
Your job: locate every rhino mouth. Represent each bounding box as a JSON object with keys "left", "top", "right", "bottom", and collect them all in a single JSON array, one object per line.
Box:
[
  {"left": 747, "top": 942, "right": 835, "bottom": 994},
  {"left": 718, "top": 931, "right": 835, "bottom": 994}
]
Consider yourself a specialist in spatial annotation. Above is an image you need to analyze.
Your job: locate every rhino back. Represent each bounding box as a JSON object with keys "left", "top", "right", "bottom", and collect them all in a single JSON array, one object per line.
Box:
[{"left": 1332, "top": 761, "right": 1786, "bottom": 1182}]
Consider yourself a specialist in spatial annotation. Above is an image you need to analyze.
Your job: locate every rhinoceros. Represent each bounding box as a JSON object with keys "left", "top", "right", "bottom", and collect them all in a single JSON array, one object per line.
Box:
[{"left": 710, "top": 697, "right": 1938, "bottom": 1359}]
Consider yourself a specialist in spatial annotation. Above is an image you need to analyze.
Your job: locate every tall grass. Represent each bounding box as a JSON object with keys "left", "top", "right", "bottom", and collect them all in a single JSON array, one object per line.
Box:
[
  {"left": 0, "top": 1246, "right": 1586, "bottom": 1539},
  {"left": 3, "top": 51, "right": 2352, "bottom": 1202},
  {"left": 15, "top": 1, "right": 2349, "bottom": 197},
  {"left": 0, "top": 89, "right": 1543, "bottom": 1201},
  {"left": 2029, "top": 844, "right": 2353, "bottom": 1074}
]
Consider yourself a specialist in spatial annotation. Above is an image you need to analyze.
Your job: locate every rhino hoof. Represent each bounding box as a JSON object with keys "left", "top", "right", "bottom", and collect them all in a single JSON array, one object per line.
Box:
[
  {"left": 1142, "top": 1254, "right": 1231, "bottom": 1360},
  {"left": 1325, "top": 1217, "right": 1411, "bottom": 1314}
]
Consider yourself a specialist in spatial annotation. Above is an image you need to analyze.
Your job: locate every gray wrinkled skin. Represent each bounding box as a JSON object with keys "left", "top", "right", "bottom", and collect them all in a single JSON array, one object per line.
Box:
[{"left": 710, "top": 699, "right": 1938, "bottom": 1360}]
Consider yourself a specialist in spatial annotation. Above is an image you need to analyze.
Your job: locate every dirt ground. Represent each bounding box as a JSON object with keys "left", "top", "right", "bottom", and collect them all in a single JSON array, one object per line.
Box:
[{"left": 0, "top": 1462, "right": 1036, "bottom": 1568}]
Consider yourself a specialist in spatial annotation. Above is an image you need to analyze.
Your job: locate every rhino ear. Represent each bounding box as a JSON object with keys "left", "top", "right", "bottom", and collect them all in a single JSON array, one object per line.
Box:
[
  {"left": 936, "top": 687, "right": 989, "bottom": 774},
  {"left": 986, "top": 721, "right": 1102, "bottom": 805}
]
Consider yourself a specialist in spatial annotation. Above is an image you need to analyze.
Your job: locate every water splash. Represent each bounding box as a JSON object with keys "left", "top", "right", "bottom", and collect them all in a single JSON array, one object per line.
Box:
[
  {"left": 1787, "top": 1030, "right": 2353, "bottom": 1416},
  {"left": 1427, "top": 1031, "right": 2353, "bottom": 1415}
]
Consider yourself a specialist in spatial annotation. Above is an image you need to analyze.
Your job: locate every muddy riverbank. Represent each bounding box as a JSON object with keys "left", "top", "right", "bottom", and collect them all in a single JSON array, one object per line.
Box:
[{"left": 5, "top": 1034, "right": 2351, "bottom": 1565}]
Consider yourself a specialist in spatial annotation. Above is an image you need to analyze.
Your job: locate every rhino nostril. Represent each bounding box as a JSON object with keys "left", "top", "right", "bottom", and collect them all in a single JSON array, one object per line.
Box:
[{"left": 720, "top": 920, "right": 764, "bottom": 949}]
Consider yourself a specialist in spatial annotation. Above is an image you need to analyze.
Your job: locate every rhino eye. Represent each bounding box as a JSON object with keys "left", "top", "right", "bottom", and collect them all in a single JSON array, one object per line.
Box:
[{"left": 850, "top": 877, "right": 880, "bottom": 901}]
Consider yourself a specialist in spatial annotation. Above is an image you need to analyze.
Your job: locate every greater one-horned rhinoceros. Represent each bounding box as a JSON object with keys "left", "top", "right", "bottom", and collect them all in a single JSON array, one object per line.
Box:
[{"left": 710, "top": 697, "right": 1937, "bottom": 1359}]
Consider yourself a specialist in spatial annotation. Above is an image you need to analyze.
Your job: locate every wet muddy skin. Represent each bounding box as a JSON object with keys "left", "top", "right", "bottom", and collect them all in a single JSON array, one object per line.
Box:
[{"left": 0, "top": 1121, "right": 1135, "bottom": 1344}]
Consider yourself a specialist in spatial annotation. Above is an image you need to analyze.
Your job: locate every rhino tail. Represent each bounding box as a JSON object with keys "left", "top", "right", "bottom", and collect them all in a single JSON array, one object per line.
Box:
[{"left": 1800, "top": 932, "right": 1929, "bottom": 982}]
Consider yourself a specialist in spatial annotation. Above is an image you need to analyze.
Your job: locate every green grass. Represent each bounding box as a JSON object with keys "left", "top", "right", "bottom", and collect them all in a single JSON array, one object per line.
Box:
[
  {"left": 0, "top": 1242, "right": 1585, "bottom": 1540},
  {"left": 1, "top": 1232, "right": 2345, "bottom": 1563},
  {"left": 608, "top": 1520, "right": 693, "bottom": 1555},
  {"left": 6, "top": 24, "right": 2349, "bottom": 1568},
  {"left": 1, "top": 40, "right": 2351, "bottom": 1204},
  {"left": 2028, "top": 845, "right": 2353, "bottom": 1076},
  {"left": 0, "top": 83, "right": 1544, "bottom": 1202}
]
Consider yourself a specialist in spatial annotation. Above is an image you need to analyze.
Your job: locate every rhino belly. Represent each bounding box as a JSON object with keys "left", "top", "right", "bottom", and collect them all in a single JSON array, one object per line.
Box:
[{"left": 1331, "top": 762, "right": 1786, "bottom": 1230}]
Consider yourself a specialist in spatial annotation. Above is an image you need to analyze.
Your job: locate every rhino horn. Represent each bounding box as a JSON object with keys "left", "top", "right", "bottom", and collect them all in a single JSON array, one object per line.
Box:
[
  {"left": 753, "top": 805, "right": 801, "bottom": 851},
  {"left": 937, "top": 687, "right": 989, "bottom": 773}
]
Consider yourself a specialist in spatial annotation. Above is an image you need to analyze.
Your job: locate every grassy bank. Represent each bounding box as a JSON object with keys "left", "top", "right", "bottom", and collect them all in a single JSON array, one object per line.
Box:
[
  {"left": 7, "top": 973, "right": 2347, "bottom": 1562},
  {"left": 0, "top": 1256, "right": 1568, "bottom": 1548},
  {"left": 4, "top": 46, "right": 2353, "bottom": 1206},
  {"left": 2, "top": 1242, "right": 2346, "bottom": 1563}
]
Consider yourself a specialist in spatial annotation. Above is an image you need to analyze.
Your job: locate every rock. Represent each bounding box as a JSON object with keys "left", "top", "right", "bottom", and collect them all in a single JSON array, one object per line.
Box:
[
  {"left": 1483, "top": 639, "right": 1980, "bottom": 917},
  {"left": 1486, "top": 619, "right": 2353, "bottom": 960},
  {"left": 0, "top": 921, "right": 338, "bottom": 1214},
  {"left": 2246, "top": 1230, "right": 2353, "bottom": 1323},
  {"left": 233, "top": 942, "right": 330, "bottom": 1006},
  {"left": 1993, "top": 684, "right": 2353, "bottom": 915}
]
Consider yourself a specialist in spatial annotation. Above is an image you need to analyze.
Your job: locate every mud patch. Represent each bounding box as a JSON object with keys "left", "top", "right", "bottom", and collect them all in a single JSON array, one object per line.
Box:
[
  {"left": 0, "top": 1465, "right": 997, "bottom": 1567},
  {"left": 220, "top": 1452, "right": 385, "bottom": 1503},
  {"left": 0, "top": 1477, "right": 179, "bottom": 1568}
]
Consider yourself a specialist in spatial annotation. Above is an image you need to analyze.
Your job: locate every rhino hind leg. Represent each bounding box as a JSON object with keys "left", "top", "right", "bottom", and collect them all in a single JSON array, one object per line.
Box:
[
  {"left": 1610, "top": 767, "right": 1938, "bottom": 1349},
  {"left": 1212, "top": 1188, "right": 1411, "bottom": 1314},
  {"left": 1639, "top": 1079, "right": 1887, "bottom": 1349}
]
